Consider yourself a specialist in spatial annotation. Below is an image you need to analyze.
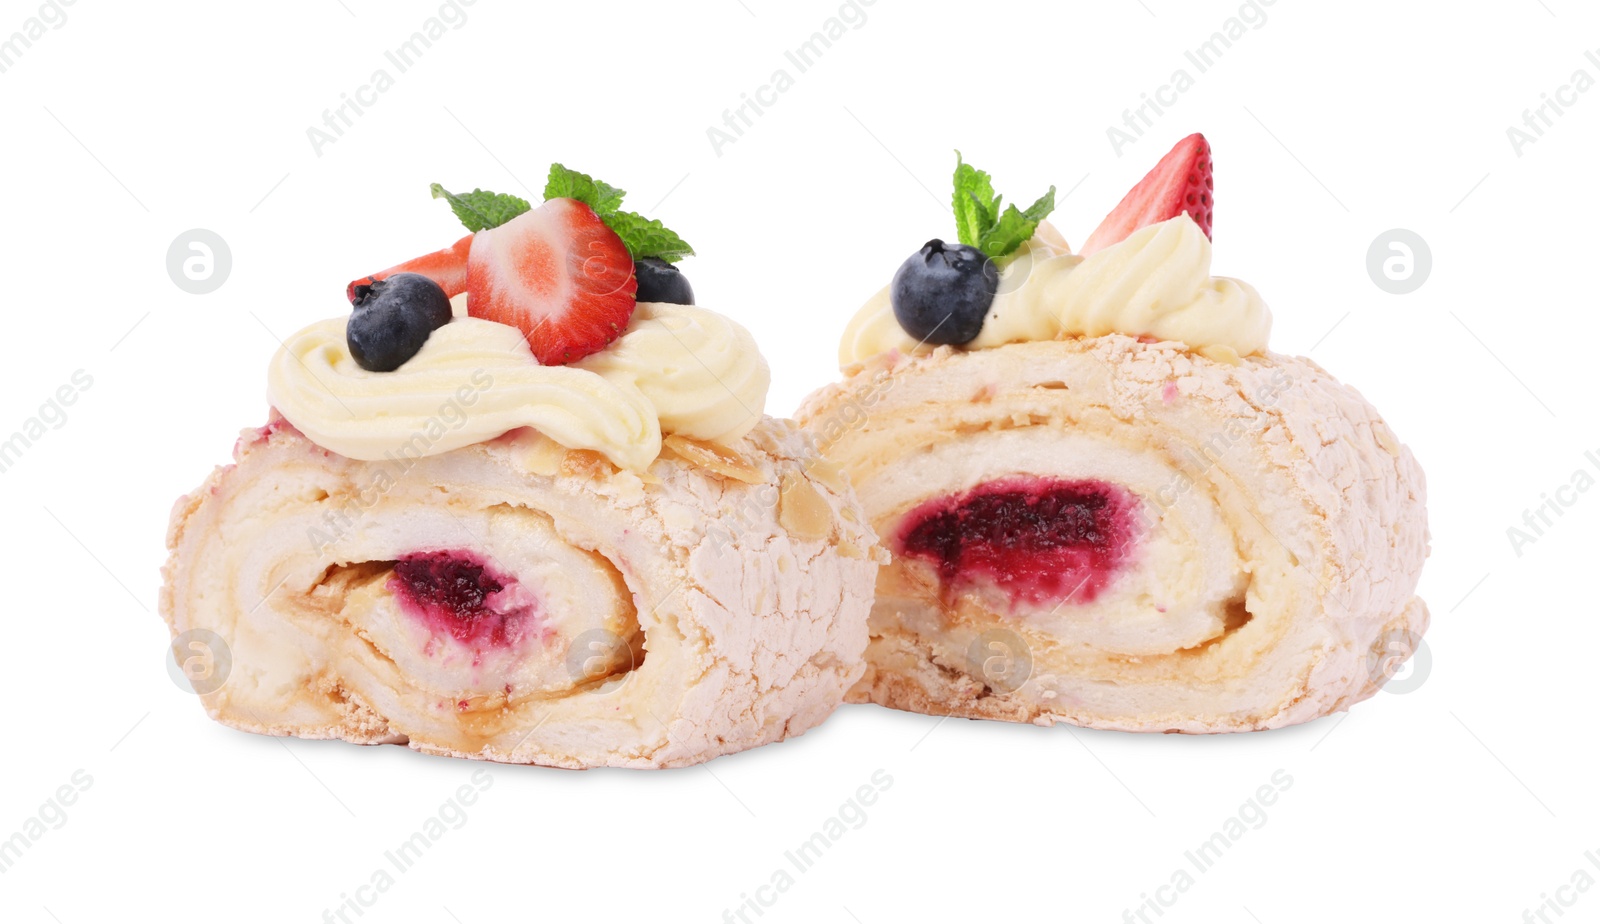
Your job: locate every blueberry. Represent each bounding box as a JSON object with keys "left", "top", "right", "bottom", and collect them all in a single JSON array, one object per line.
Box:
[
  {"left": 346, "top": 273, "right": 453, "bottom": 372},
  {"left": 633, "top": 257, "right": 694, "bottom": 305},
  {"left": 890, "top": 239, "right": 998, "bottom": 346}
]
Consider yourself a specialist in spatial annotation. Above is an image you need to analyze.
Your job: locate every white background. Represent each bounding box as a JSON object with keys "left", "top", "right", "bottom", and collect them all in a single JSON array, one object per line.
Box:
[{"left": 2, "top": 1, "right": 1595, "bottom": 921}]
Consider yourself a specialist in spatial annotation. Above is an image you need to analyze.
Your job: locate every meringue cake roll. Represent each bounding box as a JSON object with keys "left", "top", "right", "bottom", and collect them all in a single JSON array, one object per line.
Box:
[
  {"left": 799, "top": 336, "right": 1427, "bottom": 732},
  {"left": 161, "top": 166, "right": 887, "bottom": 767},
  {"left": 163, "top": 412, "right": 878, "bottom": 768},
  {"left": 799, "top": 137, "right": 1429, "bottom": 732}
]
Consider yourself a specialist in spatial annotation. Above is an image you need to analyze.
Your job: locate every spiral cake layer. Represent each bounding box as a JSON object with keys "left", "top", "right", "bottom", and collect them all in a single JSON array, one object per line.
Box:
[
  {"left": 161, "top": 417, "right": 878, "bottom": 767},
  {"left": 797, "top": 336, "right": 1428, "bottom": 732}
]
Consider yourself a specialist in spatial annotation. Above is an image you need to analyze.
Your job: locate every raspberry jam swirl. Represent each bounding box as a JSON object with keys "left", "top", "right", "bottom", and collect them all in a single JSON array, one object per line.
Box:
[{"left": 896, "top": 477, "right": 1141, "bottom": 607}]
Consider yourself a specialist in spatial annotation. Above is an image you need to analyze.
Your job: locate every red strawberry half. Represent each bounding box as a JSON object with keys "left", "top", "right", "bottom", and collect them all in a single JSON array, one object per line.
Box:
[
  {"left": 347, "top": 233, "right": 474, "bottom": 302},
  {"left": 465, "top": 197, "right": 637, "bottom": 365},
  {"left": 1080, "top": 133, "right": 1213, "bottom": 256}
]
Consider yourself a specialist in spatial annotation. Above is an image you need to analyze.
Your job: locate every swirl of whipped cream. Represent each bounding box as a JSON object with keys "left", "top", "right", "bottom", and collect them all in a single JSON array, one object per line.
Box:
[
  {"left": 268, "top": 318, "right": 659, "bottom": 470},
  {"left": 574, "top": 302, "right": 770, "bottom": 445},
  {"left": 267, "top": 303, "right": 771, "bottom": 472},
  {"left": 839, "top": 215, "right": 1271, "bottom": 366}
]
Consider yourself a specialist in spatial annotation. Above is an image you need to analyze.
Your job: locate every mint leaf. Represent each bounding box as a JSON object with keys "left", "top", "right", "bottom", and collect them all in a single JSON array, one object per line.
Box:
[
  {"left": 949, "top": 152, "right": 1057, "bottom": 259},
  {"left": 977, "top": 187, "right": 1056, "bottom": 259},
  {"left": 430, "top": 184, "right": 531, "bottom": 232},
  {"left": 544, "top": 163, "right": 626, "bottom": 214},
  {"left": 543, "top": 164, "right": 691, "bottom": 260},
  {"left": 1020, "top": 187, "right": 1056, "bottom": 224},
  {"left": 977, "top": 205, "right": 1036, "bottom": 258},
  {"left": 435, "top": 166, "right": 695, "bottom": 264},
  {"left": 603, "top": 210, "right": 694, "bottom": 263},
  {"left": 952, "top": 151, "right": 999, "bottom": 249}
]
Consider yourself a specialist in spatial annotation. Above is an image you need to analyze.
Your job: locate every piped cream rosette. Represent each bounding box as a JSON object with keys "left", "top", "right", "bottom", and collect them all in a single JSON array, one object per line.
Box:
[
  {"left": 162, "top": 301, "right": 880, "bottom": 768},
  {"left": 798, "top": 220, "right": 1429, "bottom": 733},
  {"left": 266, "top": 300, "right": 771, "bottom": 472}
]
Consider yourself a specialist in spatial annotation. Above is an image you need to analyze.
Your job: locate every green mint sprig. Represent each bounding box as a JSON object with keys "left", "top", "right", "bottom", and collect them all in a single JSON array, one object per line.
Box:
[
  {"left": 951, "top": 152, "right": 1055, "bottom": 259},
  {"left": 430, "top": 164, "right": 694, "bottom": 263},
  {"left": 543, "top": 164, "right": 625, "bottom": 214},
  {"left": 545, "top": 164, "right": 694, "bottom": 263},
  {"left": 428, "top": 185, "right": 531, "bottom": 232}
]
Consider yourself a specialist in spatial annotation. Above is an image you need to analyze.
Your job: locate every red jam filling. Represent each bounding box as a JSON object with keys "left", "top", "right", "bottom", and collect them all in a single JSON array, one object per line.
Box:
[
  {"left": 896, "top": 477, "right": 1139, "bottom": 606},
  {"left": 388, "top": 551, "right": 539, "bottom": 650}
]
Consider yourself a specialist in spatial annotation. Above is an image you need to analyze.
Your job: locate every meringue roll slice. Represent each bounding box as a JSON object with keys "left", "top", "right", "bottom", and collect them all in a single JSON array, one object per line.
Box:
[
  {"left": 799, "top": 337, "right": 1427, "bottom": 732},
  {"left": 163, "top": 416, "right": 875, "bottom": 768},
  {"left": 160, "top": 168, "right": 880, "bottom": 768},
  {"left": 796, "top": 139, "right": 1429, "bottom": 732}
]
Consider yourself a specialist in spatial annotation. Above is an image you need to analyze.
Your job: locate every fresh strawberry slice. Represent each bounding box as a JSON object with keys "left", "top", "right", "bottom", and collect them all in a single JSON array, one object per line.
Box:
[
  {"left": 1080, "top": 133, "right": 1213, "bottom": 256},
  {"left": 346, "top": 233, "right": 475, "bottom": 303},
  {"left": 465, "top": 197, "right": 637, "bottom": 365}
]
